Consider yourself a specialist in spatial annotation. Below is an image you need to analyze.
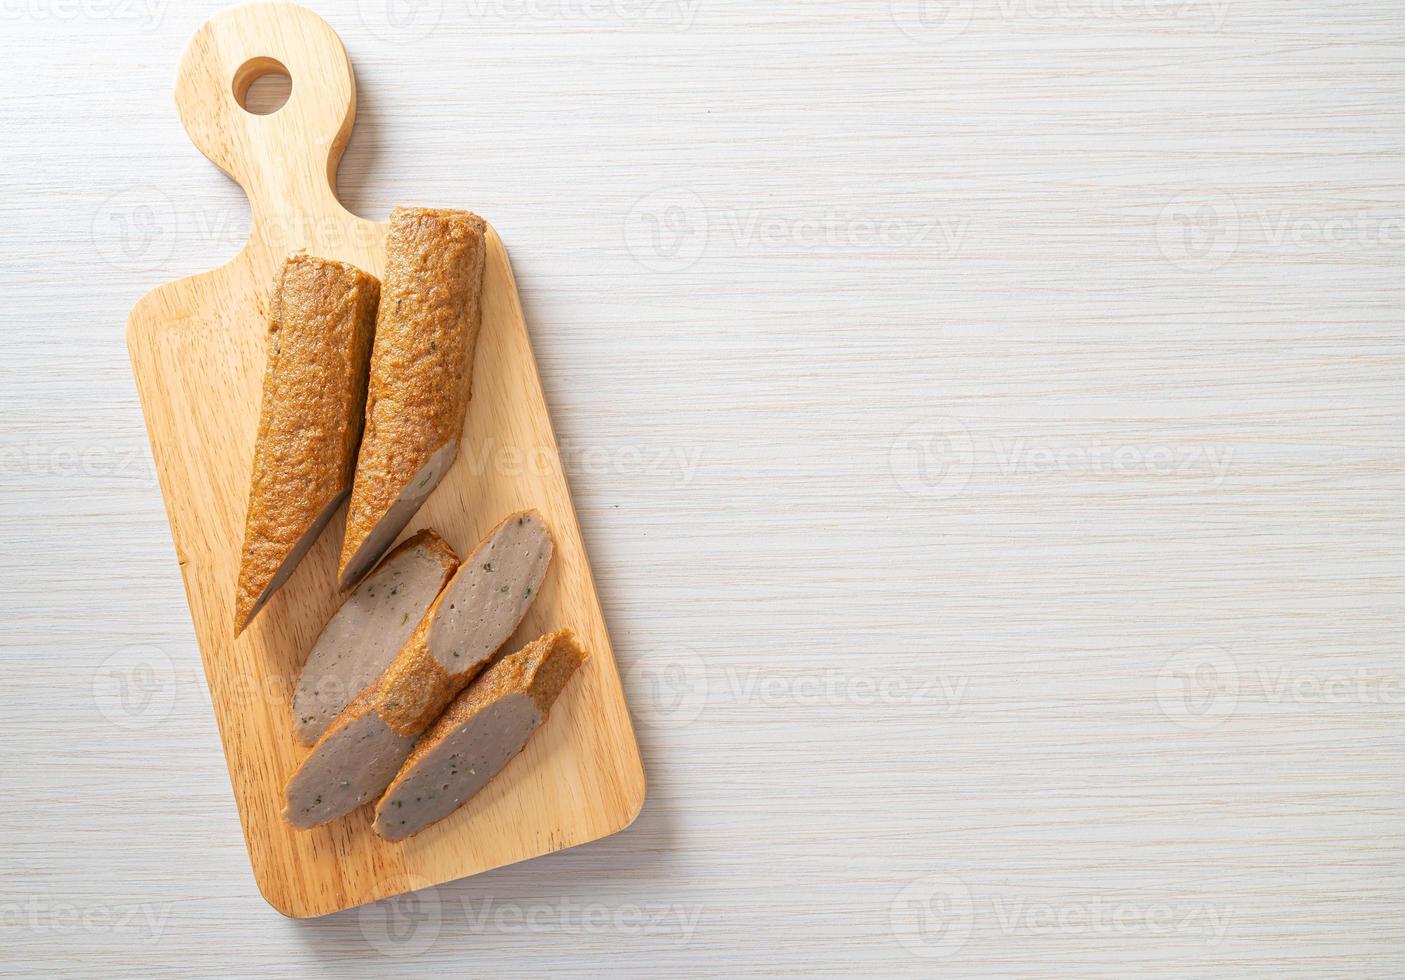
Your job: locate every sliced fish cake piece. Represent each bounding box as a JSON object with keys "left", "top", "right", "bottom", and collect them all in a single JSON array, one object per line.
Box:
[
  {"left": 375, "top": 510, "right": 553, "bottom": 737},
  {"left": 283, "top": 510, "right": 552, "bottom": 829},
  {"left": 374, "top": 629, "right": 588, "bottom": 842},
  {"left": 291, "top": 528, "right": 458, "bottom": 745},
  {"left": 283, "top": 682, "right": 414, "bottom": 830}
]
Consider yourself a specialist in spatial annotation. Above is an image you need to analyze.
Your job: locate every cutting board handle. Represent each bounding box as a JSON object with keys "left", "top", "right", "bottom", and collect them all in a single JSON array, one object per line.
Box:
[{"left": 175, "top": 2, "right": 356, "bottom": 237}]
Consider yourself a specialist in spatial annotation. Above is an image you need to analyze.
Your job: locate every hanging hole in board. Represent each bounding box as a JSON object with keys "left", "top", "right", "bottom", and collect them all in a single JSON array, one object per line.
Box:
[{"left": 233, "top": 57, "right": 292, "bottom": 115}]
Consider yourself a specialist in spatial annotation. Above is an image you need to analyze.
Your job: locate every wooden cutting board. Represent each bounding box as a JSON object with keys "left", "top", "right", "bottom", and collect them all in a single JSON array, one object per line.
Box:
[{"left": 125, "top": 2, "right": 645, "bottom": 918}]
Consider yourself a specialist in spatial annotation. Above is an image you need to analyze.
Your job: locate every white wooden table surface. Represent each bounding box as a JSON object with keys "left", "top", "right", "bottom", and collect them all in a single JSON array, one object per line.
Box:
[{"left": 2, "top": 0, "right": 1402, "bottom": 975}]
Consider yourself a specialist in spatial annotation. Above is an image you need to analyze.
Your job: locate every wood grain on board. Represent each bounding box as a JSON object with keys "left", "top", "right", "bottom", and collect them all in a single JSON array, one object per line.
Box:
[{"left": 124, "top": 2, "right": 644, "bottom": 917}]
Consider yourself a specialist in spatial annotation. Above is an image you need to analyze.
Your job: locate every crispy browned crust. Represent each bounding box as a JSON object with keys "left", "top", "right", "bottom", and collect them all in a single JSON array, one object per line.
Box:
[
  {"left": 234, "top": 254, "right": 380, "bottom": 634},
  {"left": 363, "top": 526, "right": 461, "bottom": 586},
  {"left": 385, "top": 629, "right": 588, "bottom": 794},
  {"left": 469, "top": 628, "right": 587, "bottom": 721},
  {"left": 374, "top": 617, "right": 454, "bottom": 736},
  {"left": 374, "top": 509, "right": 544, "bottom": 736},
  {"left": 338, "top": 208, "right": 487, "bottom": 584}
]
